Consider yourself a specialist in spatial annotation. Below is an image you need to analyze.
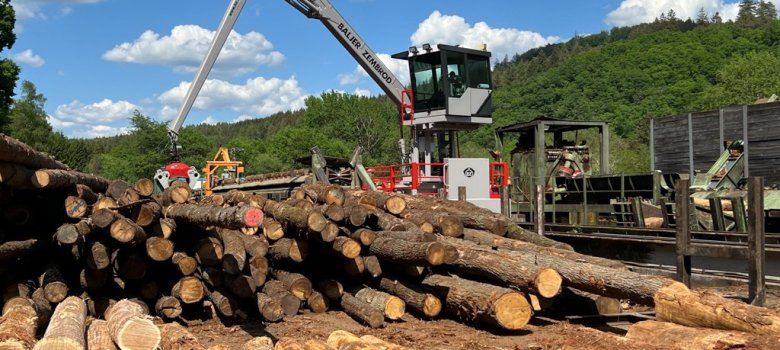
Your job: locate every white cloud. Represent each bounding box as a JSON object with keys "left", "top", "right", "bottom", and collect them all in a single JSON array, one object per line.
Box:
[
  {"left": 103, "top": 25, "right": 284, "bottom": 78},
  {"left": 338, "top": 53, "right": 410, "bottom": 87},
  {"left": 13, "top": 0, "right": 103, "bottom": 20},
  {"left": 78, "top": 125, "right": 131, "bottom": 138},
  {"left": 605, "top": 0, "right": 744, "bottom": 26},
  {"left": 200, "top": 116, "right": 218, "bottom": 125},
  {"left": 233, "top": 115, "right": 256, "bottom": 122},
  {"left": 353, "top": 88, "right": 371, "bottom": 97},
  {"left": 55, "top": 99, "right": 141, "bottom": 124},
  {"left": 12, "top": 49, "right": 45, "bottom": 67},
  {"left": 410, "top": 11, "right": 559, "bottom": 62},
  {"left": 158, "top": 76, "right": 307, "bottom": 117},
  {"left": 47, "top": 116, "right": 74, "bottom": 129}
]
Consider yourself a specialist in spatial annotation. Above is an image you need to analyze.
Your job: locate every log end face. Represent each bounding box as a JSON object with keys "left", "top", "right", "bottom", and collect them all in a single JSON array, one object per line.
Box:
[
  {"left": 425, "top": 242, "right": 446, "bottom": 266},
  {"left": 534, "top": 268, "right": 563, "bottom": 299},
  {"left": 494, "top": 292, "right": 532, "bottom": 330},
  {"left": 117, "top": 318, "right": 161, "bottom": 350},
  {"left": 31, "top": 171, "right": 49, "bottom": 188},
  {"left": 33, "top": 337, "right": 83, "bottom": 350},
  {"left": 243, "top": 208, "right": 264, "bottom": 228},
  {"left": 385, "top": 296, "right": 406, "bottom": 320},
  {"left": 422, "top": 295, "right": 442, "bottom": 318}
]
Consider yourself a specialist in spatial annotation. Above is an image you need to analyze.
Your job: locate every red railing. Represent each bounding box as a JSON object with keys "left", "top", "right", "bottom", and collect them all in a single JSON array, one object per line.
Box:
[{"left": 366, "top": 161, "right": 509, "bottom": 198}]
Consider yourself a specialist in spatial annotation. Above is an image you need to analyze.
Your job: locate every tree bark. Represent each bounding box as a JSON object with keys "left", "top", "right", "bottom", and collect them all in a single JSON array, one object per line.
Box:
[
  {"left": 225, "top": 190, "right": 266, "bottom": 208},
  {"left": 272, "top": 270, "right": 312, "bottom": 301},
  {"left": 240, "top": 233, "right": 269, "bottom": 258},
  {"left": 194, "top": 237, "right": 224, "bottom": 267},
  {"left": 242, "top": 336, "right": 274, "bottom": 350},
  {"left": 304, "top": 184, "right": 346, "bottom": 206},
  {"left": 261, "top": 217, "right": 284, "bottom": 241},
  {"left": 269, "top": 238, "right": 308, "bottom": 263},
  {"left": 79, "top": 268, "right": 108, "bottom": 290},
  {"left": 377, "top": 278, "right": 441, "bottom": 318},
  {"left": 316, "top": 280, "right": 344, "bottom": 301},
  {"left": 110, "top": 217, "right": 146, "bottom": 245},
  {"left": 350, "top": 228, "right": 376, "bottom": 246},
  {"left": 0, "top": 239, "right": 45, "bottom": 261},
  {"left": 106, "top": 299, "right": 161, "bottom": 350},
  {"left": 87, "top": 319, "right": 117, "bottom": 350},
  {"left": 32, "top": 169, "right": 109, "bottom": 192},
  {"left": 626, "top": 320, "right": 780, "bottom": 350},
  {"left": 654, "top": 282, "right": 780, "bottom": 334},
  {"left": 208, "top": 289, "right": 238, "bottom": 317},
  {"left": 331, "top": 237, "right": 361, "bottom": 259},
  {"left": 0, "top": 162, "right": 35, "bottom": 189},
  {"left": 339, "top": 293, "right": 384, "bottom": 328},
  {"left": 171, "top": 252, "right": 197, "bottom": 275},
  {"left": 225, "top": 274, "right": 256, "bottom": 299},
  {"left": 422, "top": 274, "right": 532, "bottom": 330},
  {"left": 352, "top": 286, "right": 405, "bottom": 320},
  {"left": 150, "top": 218, "right": 176, "bottom": 239},
  {"left": 399, "top": 210, "right": 463, "bottom": 237},
  {"left": 343, "top": 256, "right": 365, "bottom": 277},
  {"left": 219, "top": 229, "right": 247, "bottom": 275},
  {"left": 247, "top": 256, "right": 268, "bottom": 288},
  {"left": 33, "top": 296, "right": 86, "bottom": 350},
  {"left": 316, "top": 204, "right": 345, "bottom": 222},
  {"left": 0, "top": 134, "right": 70, "bottom": 170},
  {"left": 363, "top": 256, "right": 383, "bottom": 278},
  {"left": 0, "top": 297, "right": 38, "bottom": 350},
  {"left": 55, "top": 220, "right": 91, "bottom": 246},
  {"left": 165, "top": 203, "right": 263, "bottom": 229},
  {"left": 367, "top": 236, "right": 445, "bottom": 266},
  {"left": 158, "top": 322, "right": 205, "bottom": 350},
  {"left": 307, "top": 290, "right": 329, "bottom": 313},
  {"left": 255, "top": 293, "right": 284, "bottom": 322},
  {"left": 344, "top": 204, "right": 368, "bottom": 227}
]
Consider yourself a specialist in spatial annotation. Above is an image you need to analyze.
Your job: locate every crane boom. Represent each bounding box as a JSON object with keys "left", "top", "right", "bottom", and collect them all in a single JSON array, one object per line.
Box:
[
  {"left": 284, "top": 0, "right": 406, "bottom": 106},
  {"left": 167, "top": 0, "right": 247, "bottom": 154}
]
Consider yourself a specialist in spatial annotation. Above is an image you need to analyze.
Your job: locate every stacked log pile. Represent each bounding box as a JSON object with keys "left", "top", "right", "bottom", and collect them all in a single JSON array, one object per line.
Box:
[{"left": 0, "top": 134, "right": 778, "bottom": 349}]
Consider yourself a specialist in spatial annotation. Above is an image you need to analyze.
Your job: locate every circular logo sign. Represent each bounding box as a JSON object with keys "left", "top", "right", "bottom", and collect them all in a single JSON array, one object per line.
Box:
[{"left": 463, "top": 167, "right": 475, "bottom": 178}]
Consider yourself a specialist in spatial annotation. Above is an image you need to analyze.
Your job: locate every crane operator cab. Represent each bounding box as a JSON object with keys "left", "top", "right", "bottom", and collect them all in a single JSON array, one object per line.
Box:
[{"left": 392, "top": 44, "right": 493, "bottom": 128}]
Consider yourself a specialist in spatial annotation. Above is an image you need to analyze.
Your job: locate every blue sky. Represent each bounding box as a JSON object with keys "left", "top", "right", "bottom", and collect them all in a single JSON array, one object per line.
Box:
[{"left": 9, "top": 0, "right": 748, "bottom": 138}]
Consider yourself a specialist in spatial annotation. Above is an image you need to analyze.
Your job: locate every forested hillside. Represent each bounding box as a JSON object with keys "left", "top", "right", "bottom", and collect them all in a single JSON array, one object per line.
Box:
[{"left": 6, "top": 2, "right": 780, "bottom": 180}]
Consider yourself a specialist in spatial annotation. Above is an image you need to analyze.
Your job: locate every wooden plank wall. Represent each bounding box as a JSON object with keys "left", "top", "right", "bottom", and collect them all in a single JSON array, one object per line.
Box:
[{"left": 652, "top": 101, "right": 780, "bottom": 185}]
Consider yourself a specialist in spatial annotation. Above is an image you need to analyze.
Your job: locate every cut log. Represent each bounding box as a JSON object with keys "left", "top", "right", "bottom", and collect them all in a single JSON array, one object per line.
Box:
[
  {"left": 240, "top": 233, "right": 269, "bottom": 258},
  {"left": 146, "top": 237, "right": 174, "bottom": 262},
  {"left": 352, "top": 286, "right": 405, "bottom": 320},
  {"left": 317, "top": 221, "right": 340, "bottom": 242},
  {"left": 95, "top": 195, "right": 117, "bottom": 211},
  {"left": 344, "top": 204, "right": 368, "bottom": 227},
  {"left": 3, "top": 283, "right": 33, "bottom": 303},
  {"left": 33, "top": 296, "right": 86, "bottom": 350},
  {"left": 106, "top": 180, "right": 130, "bottom": 200},
  {"left": 262, "top": 280, "right": 301, "bottom": 317},
  {"left": 219, "top": 229, "right": 247, "bottom": 275},
  {"left": 0, "top": 239, "right": 46, "bottom": 261},
  {"left": 262, "top": 217, "right": 285, "bottom": 241},
  {"left": 39, "top": 265, "right": 68, "bottom": 303},
  {"left": 55, "top": 220, "right": 92, "bottom": 246},
  {"left": 0, "top": 297, "right": 38, "bottom": 350},
  {"left": 33, "top": 169, "right": 108, "bottom": 192},
  {"left": 155, "top": 295, "right": 183, "bottom": 319},
  {"left": 158, "top": 322, "right": 205, "bottom": 350},
  {"left": 74, "top": 184, "right": 98, "bottom": 204},
  {"left": 304, "top": 184, "right": 346, "bottom": 206},
  {"left": 110, "top": 217, "right": 147, "bottom": 245},
  {"left": 274, "top": 337, "right": 306, "bottom": 350},
  {"left": 344, "top": 256, "right": 365, "bottom": 277},
  {"left": 422, "top": 274, "right": 532, "bottom": 330},
  {"left": 367, "top": 236, "right": 445, "bottom": 266},
  {"left": 375, "top": 230, "right": 436, "bottom": 243},
  {"left": 117, "top": 187, "right": 141, "bottom": 206},
  {"left": 165, "top": 203, "right": 263, "bottom": 229},
  {"left": 113, "top": 251, "right": 147, "bottom": 281},
  {"left": 272, "top": 270, "right": 312, "bottom": 300},
  {"left": 0, "top": 134, "right": 70, "bottom": 170},
  {"left": 0, "top": 162, "right": 34, "bottom": 189},
  {"left": 399, "top": 210, "right": 463, "bottom": 237},
  {"left": 194, "top": 237, "right": 224, "bottom": 266},
  {"left": 150, "top": 218, "right": 177, "bottom": 239},
  {"left": 160, "top": 183, "right": 191, "bottom": 206},
  {"left": 316, "top": 280, "right": 344, "bottom": 301},
  {"left": 64, "top": 196, "right": 89, "bottom": 219},
  {"left": 247, "top": 256, "right": 269, "bottom": 287},
  {"left": 131, "top": 201, "right": 162, "bottom": 227},
  {"left": 350, "top": 228, "right": 376, "bottom": 246},
  {"left": 363, "top": 256, "right": 382, "bottom": 278},
  {"left": 307, "top": 290, "right": 329, "bottom": 313},
  {"left": 255, "top": 293, "right": 285, "bottom": 322},
  {"left": 200, "top": 268, "right": 223, "bottom": 289},
  {"left": 242, "top": 336, "right": 274, "bottom": 350},
  {"left": 30, "top": 288, "right": 52, "bottom": 328},
  {"left": 302, "top": 340, "right": 334, "bottom": 350},
  {"left": 339, "top": 293, "right": 384, "bottom": 328},
  {"left": 225, "top": 275, "right": 256, "bottom": 299},
  {"left": 225, "top": 190, "right": 266, "bottom": 208},
  {"left": 79, "top": 268, "right": 108, "bottom": 290},
  {"left": 654, "top": 282, "right": 780, "bottom": 334},
  {"left": 377, "top": 278, "right": 441, "bottom": 318},
  {"left": 106, "top": 299, "right": 161, "bottom": 350},
  {"left": 372, "top": 211, "right": 406, "bottom": 231},
  {"left": 626, "top": 320, "right": 780, "bottom": 350},
  {"left": 331, "top": 237, "right": 361, "bottom": 259},
  {"left": 87, "top": 319, "right": 117, "bottom": 350},
  {"left": 317, "top": 204, "right": 345, "bottom": 222},
  {"left": 92, "top": 208, "right": 120, "bottom": 229},
  {"left": 133, "top": 178, "right": 155, "bottom": 197},
  {"left": 208, "top": 289, "right": 238, "bottom": 317},
  {"left": 269, "top": 238, "right": 308, "bottom": 263},
  {"left": 171, "top": 252, "right": 198, "bottom": 275},
  {"left": 461, "top": 228, "right": 626, "bottom": 270},
  {"left": 172, "top": 276, "right": 205, "bottom": 304},
  {"left": 326, "top": 330, "right": 377, "bottom": 350}
]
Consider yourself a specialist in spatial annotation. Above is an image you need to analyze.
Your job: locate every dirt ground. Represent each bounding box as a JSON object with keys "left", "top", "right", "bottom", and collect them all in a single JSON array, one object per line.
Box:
[{"left": 186, "top": 286, "right": 780, "bottom": 350}]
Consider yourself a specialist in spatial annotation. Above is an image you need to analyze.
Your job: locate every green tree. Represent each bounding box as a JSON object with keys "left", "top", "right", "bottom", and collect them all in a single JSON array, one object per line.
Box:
[
  {"left": 708, "top": 51, "right": 780, "bottom": 105},
  {"left": 0, "top": 0, "right": 18, "bottom": 131},
  {"left": 756, "top": 1, "right": 777, "bottom": 25},
  {"left": 8, "top": 80, "right": 54, "bottom": 150},
  {"left": 711, "top": 12, "right": 723, "bottom": 23},
  {"left": 737, "top": 0, "right": 757, "bottom": 27},
  {"left": 696, "top": 7, "right": 710, "bottom": 24}
]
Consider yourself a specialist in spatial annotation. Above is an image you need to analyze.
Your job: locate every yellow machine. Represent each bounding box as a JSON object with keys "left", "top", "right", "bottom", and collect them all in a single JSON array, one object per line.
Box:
[{"left": 202, "top": 146, "right": 244, "bottom": 196}]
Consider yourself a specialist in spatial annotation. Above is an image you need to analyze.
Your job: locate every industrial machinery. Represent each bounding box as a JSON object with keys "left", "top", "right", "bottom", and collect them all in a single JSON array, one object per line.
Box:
[
  {"left": 202, "top": 146, "right": 245, "bottom": 196},
  {"left": 168, "top": 0, "right": 505, "bottom": 210}
]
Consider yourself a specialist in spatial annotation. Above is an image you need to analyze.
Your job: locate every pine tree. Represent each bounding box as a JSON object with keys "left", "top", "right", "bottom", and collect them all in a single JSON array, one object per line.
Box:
[
  {"left": 737, "top": 0, "right": 757, "bottom": 26},
  {"left": 756, "top": 0, "right": 777, "bottom": 25},
  {"left": 696, "top": 7, "right": 710, "bottom": 24},
  {"left": 667, "top": 9, "right": 678, "bottom": 22},
  {"left": 711, "top": 12, "right": 723, "bottom": 23}
]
